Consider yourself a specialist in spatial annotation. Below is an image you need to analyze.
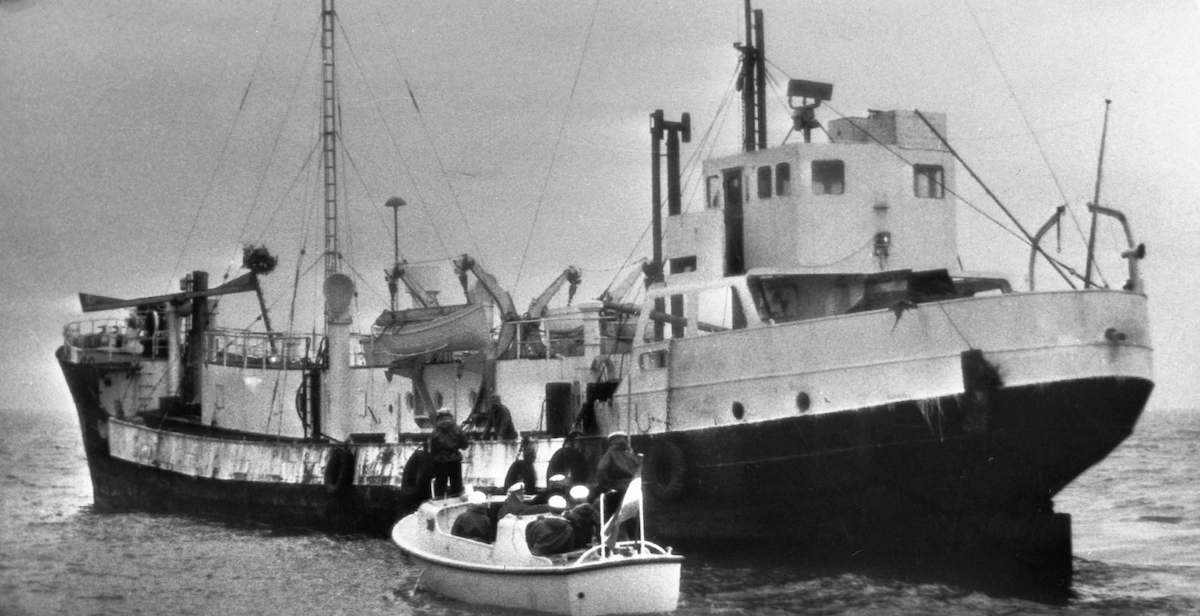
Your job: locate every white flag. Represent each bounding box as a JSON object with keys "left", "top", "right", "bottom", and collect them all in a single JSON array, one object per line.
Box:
[{"left": 601, "top": 473, "right": 641, "bottom": 549}]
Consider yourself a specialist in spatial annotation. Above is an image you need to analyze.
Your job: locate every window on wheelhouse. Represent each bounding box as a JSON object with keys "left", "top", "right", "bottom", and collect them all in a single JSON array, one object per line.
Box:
[
  {"left": 706, "top": 175, "right": 722, "bottom": 209},
  {"left": 812, "top": 160, "right": 844, "bottom": 195},
  {"left": 757, "top": 165, "right": 772, "bottom": 199},
  {"left": 913, "top": 164, "right": 944, "bottom": 199},
  {"left": 776, "top": 163, "right": 791, "bottom": 196},
  {"left": 668, "top": 257, "right": 697, "bottom": 339}
]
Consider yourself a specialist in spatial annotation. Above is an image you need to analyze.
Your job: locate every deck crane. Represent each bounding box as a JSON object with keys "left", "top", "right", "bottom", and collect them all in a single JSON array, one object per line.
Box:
[
  {"left": 525, "top": 267, "right": 582, "bottom": 319},
  {"left": 385, "top": 261, "right": 440, "bottom": 309},
  {"left": 453, "top": 254, "right": 519, "bottom": 359}
]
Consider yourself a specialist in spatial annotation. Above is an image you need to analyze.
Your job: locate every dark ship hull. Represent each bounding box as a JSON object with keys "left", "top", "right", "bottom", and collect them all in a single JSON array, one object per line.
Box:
[
  {"left": 632, "top": 374, "right": 1151, "bottom": 585},
  {"left": 59, "top": 354, "right": 408, "bottom": 536}
]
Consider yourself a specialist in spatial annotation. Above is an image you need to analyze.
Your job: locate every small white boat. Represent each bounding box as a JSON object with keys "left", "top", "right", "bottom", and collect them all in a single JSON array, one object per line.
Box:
[{"left": 392, "top": 493, "right": 682, "bottom": 616}]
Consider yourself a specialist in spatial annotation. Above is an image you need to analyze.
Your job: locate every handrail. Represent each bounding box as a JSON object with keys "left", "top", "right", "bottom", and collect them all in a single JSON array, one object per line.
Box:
[
  {"left": 1027, "top": 206, "right": 1065, "bottom": 291},
  {"left": 1088, "top": 203, "right": 1145, "bottom": 293},
  {"left": 574, "top": 540, "right": 673, "bottom": 564},
  {"left": 1030, "top": 203, "right": 1144, "bottom": 293}
]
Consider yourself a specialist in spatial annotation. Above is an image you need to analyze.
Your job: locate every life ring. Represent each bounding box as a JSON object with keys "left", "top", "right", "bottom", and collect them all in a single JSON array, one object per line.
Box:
[
  {"left": 324, "top": 447, "right": 356, "bottom": 495},
  {"left": 548, "top": 446, "right": 590, "bottom": 483},
  {"left": 591, "top": 355, "right": 616, "bottom": 381},
  {"left": 399, "top": 449, "right": 433, "bottom": 506},
  {"left": 504, "top": 459, "right": 537, "bottom": 491},
  {"left": 645, "top": 441, "right": 688, "bottom": 502}
]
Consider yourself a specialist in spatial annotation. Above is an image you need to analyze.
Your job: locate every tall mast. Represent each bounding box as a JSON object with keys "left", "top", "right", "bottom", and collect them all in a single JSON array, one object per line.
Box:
[
  {"left": 737, "top": 0, "right": 766, "bottom": 153},
  {"left": 321, "top": 0, "right": 340, "bottom": 278},
  {"left": 1084, "top": 99, "right": 1112, "bottom": 289}
]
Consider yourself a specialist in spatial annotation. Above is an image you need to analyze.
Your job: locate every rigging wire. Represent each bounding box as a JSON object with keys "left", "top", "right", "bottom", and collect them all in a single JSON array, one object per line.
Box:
[
  {"left": 254, "top": 140, "right": 321, "bottom": 246},
  {"left": 513, "top": 0, "right": 603, "bottom": 294},
  {"left": 345, "top": 9, "right": 456, "bottom": 261},
  {"left": 169, "top": 0, "right": 290, "bottom": 290},
  {"left": 233, "top": 21, "right": 323, "bottom": 266},
  {"left": 602, "top": 64, "right": 740, "bottom": 296},
  {"left": 763, "top": 57, "right": 1093, "bottom": 286},
  {"left": 962, "top": 0, "right": 1106, "bottom": 285}
]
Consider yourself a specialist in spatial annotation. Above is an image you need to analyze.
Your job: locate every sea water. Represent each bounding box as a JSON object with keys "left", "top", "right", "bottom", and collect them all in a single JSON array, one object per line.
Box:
[{"left": 2, "top": 406, "right": 1198, "bottom": 615}]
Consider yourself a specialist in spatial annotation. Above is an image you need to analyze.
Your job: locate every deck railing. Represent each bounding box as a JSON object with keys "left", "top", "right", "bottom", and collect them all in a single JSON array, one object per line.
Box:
[
  {"left": 62, "top": 318, "right": 165, "bottom": 360},
  {"left": 205, "top": 328, "right": 372, "bottom": 369}
]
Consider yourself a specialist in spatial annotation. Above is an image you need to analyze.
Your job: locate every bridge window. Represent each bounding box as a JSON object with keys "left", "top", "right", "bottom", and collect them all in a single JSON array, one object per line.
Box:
[
  {"left": 757, "top": 165, "right": 773, "bottom": 199},
  {"left": 776, "top": 163, "right": 791, "bottom": 196},
  {"left": 812, "top": 160, "right": 844, "bottom": 195},
  {"left": 706, "top": 175, "right": 722, "bottom": 209},
  {"left": 914, "top": 165, "right": 944, "bottom": 199}
]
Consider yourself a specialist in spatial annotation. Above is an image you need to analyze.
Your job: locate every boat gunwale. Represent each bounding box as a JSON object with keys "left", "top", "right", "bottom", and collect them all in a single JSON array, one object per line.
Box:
[{"left": 392, "top": 512, "right": 683, "bottom": 577}]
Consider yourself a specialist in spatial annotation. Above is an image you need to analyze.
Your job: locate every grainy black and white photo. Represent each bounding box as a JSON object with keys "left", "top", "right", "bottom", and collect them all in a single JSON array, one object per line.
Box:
[{"left": 2, "top": 1, "right": 1198, "bottom": 614}]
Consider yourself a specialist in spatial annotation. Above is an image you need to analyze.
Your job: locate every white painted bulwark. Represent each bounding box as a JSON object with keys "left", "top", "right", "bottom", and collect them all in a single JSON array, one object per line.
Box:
[
  {"left": 106, "top": 419, "right": 558, "bottom": 489},
  {"left": 623, "top": 284, "right": 1150, "bottom": 431}
]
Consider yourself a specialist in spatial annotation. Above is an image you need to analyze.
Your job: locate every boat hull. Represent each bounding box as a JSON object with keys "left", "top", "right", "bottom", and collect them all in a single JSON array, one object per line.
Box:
[
  {"left": 59, "top": 352, "right": 1151, "bottom": 585},
  {"left": 404, "top": 552, "right": 681, "bottom": 616},
  {"left": 392, "top": 507, "right": 682, "bottom": 616},
  {"left": 629, "top": 373, "right": 1151, "bottom": 585},
  {"left": 58, "top": 354, "right": 408, "bottom": 534}
]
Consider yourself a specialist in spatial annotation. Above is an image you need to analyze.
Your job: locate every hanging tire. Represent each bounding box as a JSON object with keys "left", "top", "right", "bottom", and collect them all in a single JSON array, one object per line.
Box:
[
  {"left": 548, "top": 447, "right": 590, "bottom": 484},
  {"left": 399, "top": 449, "right": 433, "bottom": 506},
  {"left": 324, "top": 447, "right": 356, "bottom": 495},
  {"left": 504, "top": 459, "right": 537, "bottom": 491},
  {"left": 645, "top": 441, "right": 688, "bottom": 502}
]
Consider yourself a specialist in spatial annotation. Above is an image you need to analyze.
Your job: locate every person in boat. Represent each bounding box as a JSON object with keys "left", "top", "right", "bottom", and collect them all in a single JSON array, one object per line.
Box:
[
  {"left": 524, "top": 495, "right": 575, "bottom": 556},
  {"left": 450, "top": 491, "right": 494, "bottom": 542},
  {"left": 429, "top": 409, "right": 470, "bottom": 498},
  {"left": 503, "top": 435, "right": 539, "bottom": 492},
  {"left": 498, "top": 482, "right": 553, "bottom": 519},
  {"left": 481, "top": 394, "right": 518, "bottom": 440},
  {"left": 565, "top": 501, "right": 600, "bottom": 550},
  {"left": 530, "top": 473, "right": 569, "bottom": 506},
  {"left": 596, "top": 431, "right": 640, "bottom": 517}
]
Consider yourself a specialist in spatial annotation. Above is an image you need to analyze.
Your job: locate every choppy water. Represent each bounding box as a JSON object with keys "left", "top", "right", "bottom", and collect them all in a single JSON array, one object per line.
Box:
[{"left": 2, "top": 406, "right": 1197, "bottom": 615}]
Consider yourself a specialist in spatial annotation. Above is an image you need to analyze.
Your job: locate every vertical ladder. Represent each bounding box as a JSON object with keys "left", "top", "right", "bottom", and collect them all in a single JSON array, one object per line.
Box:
[{"left": 321, "top": 0, "right": 340, "bottom": 278}]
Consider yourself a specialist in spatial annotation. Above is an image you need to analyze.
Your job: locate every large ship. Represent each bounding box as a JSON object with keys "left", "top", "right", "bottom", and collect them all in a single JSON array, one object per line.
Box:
[{"left": 57, "top": 0, "right": 1151, "bottom": 587}]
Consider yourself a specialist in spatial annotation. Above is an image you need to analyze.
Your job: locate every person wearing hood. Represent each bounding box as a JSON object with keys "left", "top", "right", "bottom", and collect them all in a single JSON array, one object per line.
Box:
[
  {"left": 565, "top": 501, "right": 600, "bottom": 550},
  {"left": 481, "top": 393, "right": 518, "bottom": 440},
  {"left": 596, "top": 431, "right": 640, "bottom": 494},
  {"left": 429, "top": 409, "right": 469, "bottom": 498},
  {"left": 596, "top": 431, "right": 640, "bottom": 525}
]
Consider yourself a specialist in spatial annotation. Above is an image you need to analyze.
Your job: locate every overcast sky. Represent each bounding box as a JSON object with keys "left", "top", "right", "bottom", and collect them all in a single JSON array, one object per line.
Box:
[{"left": 2, "top": 0, "right": 1198, "bottom": 415}]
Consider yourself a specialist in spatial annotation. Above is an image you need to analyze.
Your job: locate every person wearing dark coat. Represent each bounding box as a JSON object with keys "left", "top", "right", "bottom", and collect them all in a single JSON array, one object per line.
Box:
[
  {"left": 565, "top": 502, "right": 600, "bottom": 550},
  {"left": 451, "top": 492, "right": 493, "bottom": 542},
  {"left": 429, "top": 410, "right": 469, "bottom": 498},
  {"left": 481, "top": 394, "right": 518, "bottom": 440},
  {"left": 596, "top": 431, "right": 641, "bottom": 525},
  {"left": 497, "top": 482, "right": 552, "bottom": 519},
  {"left": 524, "top": 495, "right": 575, "bottom": 556},
  {"left": 596, "top": 431, "right": 640, "bottom": 493}
]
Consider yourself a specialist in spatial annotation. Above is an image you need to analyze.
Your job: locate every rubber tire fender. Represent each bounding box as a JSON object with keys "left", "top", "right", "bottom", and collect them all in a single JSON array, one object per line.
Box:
[
  {"left": 645, "top": 440, "right": 688, "bottom": 502},
  {"left": 504, "top": 459, "right": 537, "bottom": 491},
  {"left": 324, "top": 447, "right": 356, "bottom": 495},
  {"left": 548, "top": 447, "right": 590, "bottom": 484},
  {"left": 399, "top": 449, "right": 433, "bottom": 506}
]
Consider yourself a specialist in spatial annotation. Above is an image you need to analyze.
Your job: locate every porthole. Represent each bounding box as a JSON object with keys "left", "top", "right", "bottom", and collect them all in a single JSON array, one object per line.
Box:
[
  {"left": 731, "top": 401, "right": 745, "bottom": 420},
  {"left": 796, "top": 391, "right": 811, "bottom": 413},
  {"left": 404, "top": 392, "right": 415, "bottom": 410},
  {"left": 434, "top": 391, "right": 445, "bottom": 408}
]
